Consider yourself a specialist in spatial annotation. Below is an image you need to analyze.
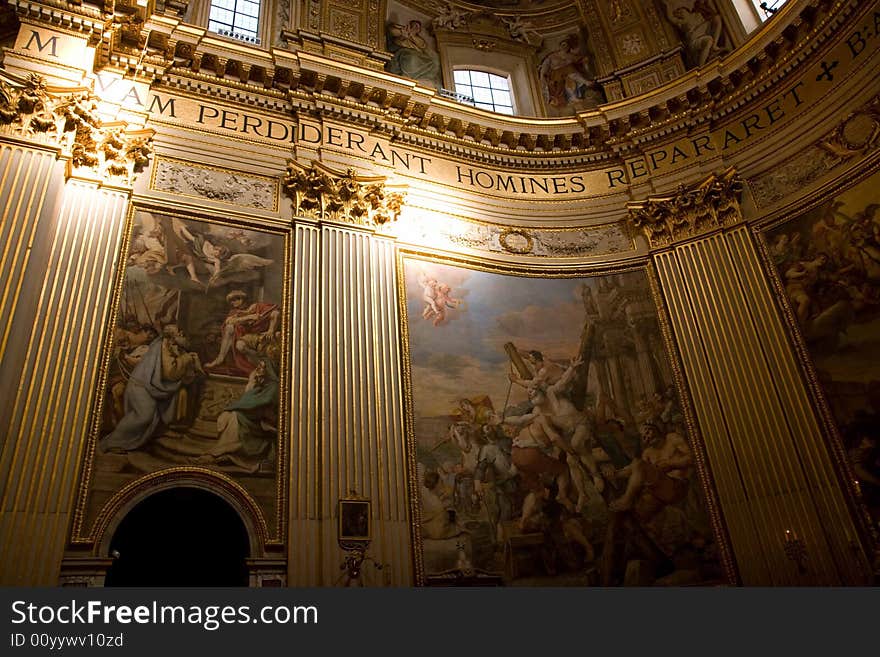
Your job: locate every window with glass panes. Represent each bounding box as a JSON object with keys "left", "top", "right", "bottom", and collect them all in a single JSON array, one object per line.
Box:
[
  {"left": 453, "top": 70, "right": 514, "bottom": 115},
  {"left": 208, "top": 0, "right": 261, "bottom": 43},
  {"left": 751, "top": 0, "right": 787, "bottom": 20}
]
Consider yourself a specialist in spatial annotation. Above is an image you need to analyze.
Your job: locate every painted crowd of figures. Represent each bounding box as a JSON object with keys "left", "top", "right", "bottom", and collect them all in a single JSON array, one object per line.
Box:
[
  {"left": 407, "top": 265, "right": 722, "bottom": 586},
  {"left": 768, "top": 190, "right": 880, "bottom": 529}
]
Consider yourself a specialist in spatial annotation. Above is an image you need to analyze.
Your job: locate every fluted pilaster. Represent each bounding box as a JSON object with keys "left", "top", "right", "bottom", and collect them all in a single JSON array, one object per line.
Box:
[
  {"left": 0, "top": 180, "right": 129, "bottom": 585},
  {"left": 288, "top": 220, "right": 410, "bottom": 586},
  {"left": 652, "top": 227, "right": 868, "bottom": 584}
]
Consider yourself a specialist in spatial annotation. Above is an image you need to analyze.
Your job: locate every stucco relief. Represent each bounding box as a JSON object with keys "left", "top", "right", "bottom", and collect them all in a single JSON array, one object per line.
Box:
[
  {"left": 749, "top": 96, "right": 880, "bottom": 209},
  {"left": 151, "top": 158, "right": 278, "bottom": 211},
  {"left": 748, "top": 147, "right": 842, "bottom": 209},
  {"left": 274, "top": 0, "right": 291, "bottom": 46},
  {"left": 399, "top": 214, "right": 632, "bottom": 257}
]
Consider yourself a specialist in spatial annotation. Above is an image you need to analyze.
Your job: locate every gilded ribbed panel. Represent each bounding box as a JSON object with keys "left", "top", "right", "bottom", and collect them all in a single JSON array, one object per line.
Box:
[
  {"left": 370, "top": 238, "right": 411, "bottom": 586},
  {"left": 0, "top": 145, "right": 60, "bottom": 401},
  {"left": 0, "top": 182, "right": 128, "bottom": 585},
  {"left": 654, "top": 251, "right": 771, "bottom": 585},
  {"left": 726, "top": 229, "right": 867, "bottom": 583},
  {"left": 288, "top": 223, "right": 322, "bottom": 585},
  {"left": 317, "top": 226, "right": 409, "bottom": 586},
  {"left": 656, "top": 230, "right": 846, "bottom": 584}
]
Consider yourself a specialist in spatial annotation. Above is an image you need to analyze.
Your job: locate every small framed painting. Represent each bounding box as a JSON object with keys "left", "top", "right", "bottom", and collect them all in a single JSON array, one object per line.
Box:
[{"left": 338, "top": 497, "right": 372, "bottom": 543}]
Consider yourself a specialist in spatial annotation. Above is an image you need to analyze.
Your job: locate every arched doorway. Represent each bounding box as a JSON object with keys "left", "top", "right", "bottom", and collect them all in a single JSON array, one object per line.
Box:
[{"left": 104, "top": 487, "right": 250, "bottom": 586}]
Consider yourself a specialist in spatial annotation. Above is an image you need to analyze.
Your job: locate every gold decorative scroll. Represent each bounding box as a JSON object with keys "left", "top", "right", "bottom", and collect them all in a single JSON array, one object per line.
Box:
[
  {"left": 626, "top": 168, "right": 744, "bottom": 248},
  {"left": 0, "top": 71, "right": 154, "bottom": 184},
  {"left": 282, "top": 159, "right": 406, "bottom": 228}
]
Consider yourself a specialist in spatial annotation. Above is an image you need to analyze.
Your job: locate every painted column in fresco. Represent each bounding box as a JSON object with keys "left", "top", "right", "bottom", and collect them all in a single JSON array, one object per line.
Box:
[{"left": 630, "top": 170, "right": 871, "bottom": 585}]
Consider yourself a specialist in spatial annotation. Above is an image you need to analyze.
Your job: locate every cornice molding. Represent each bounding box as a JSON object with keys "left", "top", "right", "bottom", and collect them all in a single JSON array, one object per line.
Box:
[{"left": 9, "top": 0, "right": 873, "bottom": 171}]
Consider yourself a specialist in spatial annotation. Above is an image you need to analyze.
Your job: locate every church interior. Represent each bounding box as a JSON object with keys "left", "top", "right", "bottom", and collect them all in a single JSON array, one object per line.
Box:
[{"left": 0, "top": 0, "right": 878, "bottom": 587}]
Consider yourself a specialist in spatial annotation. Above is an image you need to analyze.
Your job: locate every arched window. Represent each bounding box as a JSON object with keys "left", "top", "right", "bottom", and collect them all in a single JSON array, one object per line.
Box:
[
  {"left": 751, "top": 0, "right": 788, "bottom": 21},
  {"left": 453, "top": 70, "right": 515, "bottom": 115},
  {"left": 208, "top": 0, "right": 262, "bottom": 44}
]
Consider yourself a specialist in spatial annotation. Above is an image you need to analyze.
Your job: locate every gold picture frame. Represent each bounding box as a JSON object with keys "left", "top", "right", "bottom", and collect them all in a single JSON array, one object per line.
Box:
[
  {"left": 338, "top": 497, "right": 372, "bottom": 544},
  {"left": 396, "top": 248, "right": 737, "bottom": 587},
  {"left": 69, "top": 199, "right": 292, "bottom": 551}
]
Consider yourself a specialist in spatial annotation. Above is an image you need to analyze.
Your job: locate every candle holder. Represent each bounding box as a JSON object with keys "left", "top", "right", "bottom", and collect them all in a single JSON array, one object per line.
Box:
[
  {"left": 784, "top": 530, "right": 808, "bottom": 575},
  {"left": 337, "top": 544, "right": 388, "bottom": 587}
]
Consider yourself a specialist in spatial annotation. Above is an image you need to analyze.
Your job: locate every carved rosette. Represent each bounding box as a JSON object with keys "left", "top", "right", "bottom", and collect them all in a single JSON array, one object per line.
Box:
[
  {"left": 627, "top": 168, "right": 744, "bottom": 248},
  {"left": 0, "top": 72, "right": 154, "bottom": 185},
  {"left": 283, "top": 160, "right": 406, "bottom": 228}
]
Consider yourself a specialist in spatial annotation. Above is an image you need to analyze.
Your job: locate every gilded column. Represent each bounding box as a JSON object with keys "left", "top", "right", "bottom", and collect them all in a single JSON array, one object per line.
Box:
[
  {"left": 0, "top": 142, "right": 64, "bottom": 420},
  {"left": 0, "top": 72, "right": 153, "bottom": 585},
  {"left": 630, "top": 170, "right": 870, "bottom": 585},
  {"left": 0, "top": 182, "right": 130, "bottom": 585},
  {"left": 288, "top": 221, "right": 322, "bottom": 586},
  {"left": 284, "top": 161, "right": 411, "bottom": 586}
]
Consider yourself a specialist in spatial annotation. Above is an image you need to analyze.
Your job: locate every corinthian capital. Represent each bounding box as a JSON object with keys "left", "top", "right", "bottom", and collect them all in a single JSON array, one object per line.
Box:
[
  {"left": 283, "top": 160, "right": 406, "bottom": 228},
  {"left": 627, "top": 168, "right": 744, "bottom": 248},
  {"left": 0, "top": 71, "right": 153, "bottom": 185}
]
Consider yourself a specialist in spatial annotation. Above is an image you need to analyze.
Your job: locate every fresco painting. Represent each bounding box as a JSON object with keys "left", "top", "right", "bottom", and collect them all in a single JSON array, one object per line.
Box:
[
  {"left": 404, "top": 259, "right": 723, "bottom": 585},
  {"left": 765, "top": 171, "right": 880, "bottom": 531},
  {"left": 385, "top": 2, "right": 443, "bottom": 89},
  {"left": 662, "top": 0, "right": 728, "bottom": 68},
  {"left": 537, "top": 28, "right": 605, "bottom": 116},
  {"left": 84, "top": 210, "right": 285, "bottom": 534}
]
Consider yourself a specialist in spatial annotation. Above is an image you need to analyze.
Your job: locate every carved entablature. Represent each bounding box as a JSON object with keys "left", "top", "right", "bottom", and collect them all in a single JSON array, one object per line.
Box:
[
  {"left": 0, "top": 71, "right": 154, "bottom": 185},
  {"left": 627, "top": 168, "right": 744, "bottom": 248},
  {"left": 283, "top": 160, "right": 406, "bottom": 229}
]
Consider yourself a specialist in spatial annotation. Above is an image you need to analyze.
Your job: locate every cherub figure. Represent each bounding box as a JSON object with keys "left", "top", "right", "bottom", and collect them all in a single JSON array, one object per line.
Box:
[
  {"left": 418, "top": 272, "right": 462, "bottom": 326},
  {"left": 502, "top": 15, "right": 542, "bottom": 47},
  {"left": 432, "top": 2, "right": 467, "bottom": 31}
]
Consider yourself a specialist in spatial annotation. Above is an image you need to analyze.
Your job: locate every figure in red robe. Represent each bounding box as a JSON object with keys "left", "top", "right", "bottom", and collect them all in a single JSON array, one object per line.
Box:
[{"left": 206, "top": 289, "right": 280, "bottom": 375}]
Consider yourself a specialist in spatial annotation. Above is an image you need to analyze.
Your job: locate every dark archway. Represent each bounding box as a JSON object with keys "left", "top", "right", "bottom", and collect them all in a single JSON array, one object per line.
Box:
[{"left": 104, "top": 487, "right": 250, "bottom": 586}]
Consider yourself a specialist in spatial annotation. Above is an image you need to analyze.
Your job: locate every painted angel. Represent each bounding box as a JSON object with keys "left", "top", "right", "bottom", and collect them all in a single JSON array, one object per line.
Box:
[
  {"left": 418, "top": 272, "right": 461, "bottom": 326},
  {"left": 207, "top": 253, "right": 275, "bottom": 288}
]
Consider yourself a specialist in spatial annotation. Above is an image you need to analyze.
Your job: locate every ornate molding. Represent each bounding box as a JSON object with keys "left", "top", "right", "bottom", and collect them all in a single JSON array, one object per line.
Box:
[
  {"left": 397, "top": 213, "right": 632, "bottom": 258},
  {"left": 0, "top": 71, "right": 153, "bottom": 185},
  {"left": 749, "top": 95, "right": 880, "bottom": 209},
  {"left": 627, "top": 168, "right": 744, "bottom": 248},
  {"left": 282, "top": 160, "right": 405, "bottom": 228},
  {"left": 818, "top": 95, "right": 880, "bottom": 159},
  {"left": 151, "top": 157, "right": 279, "bottom": 211}
]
